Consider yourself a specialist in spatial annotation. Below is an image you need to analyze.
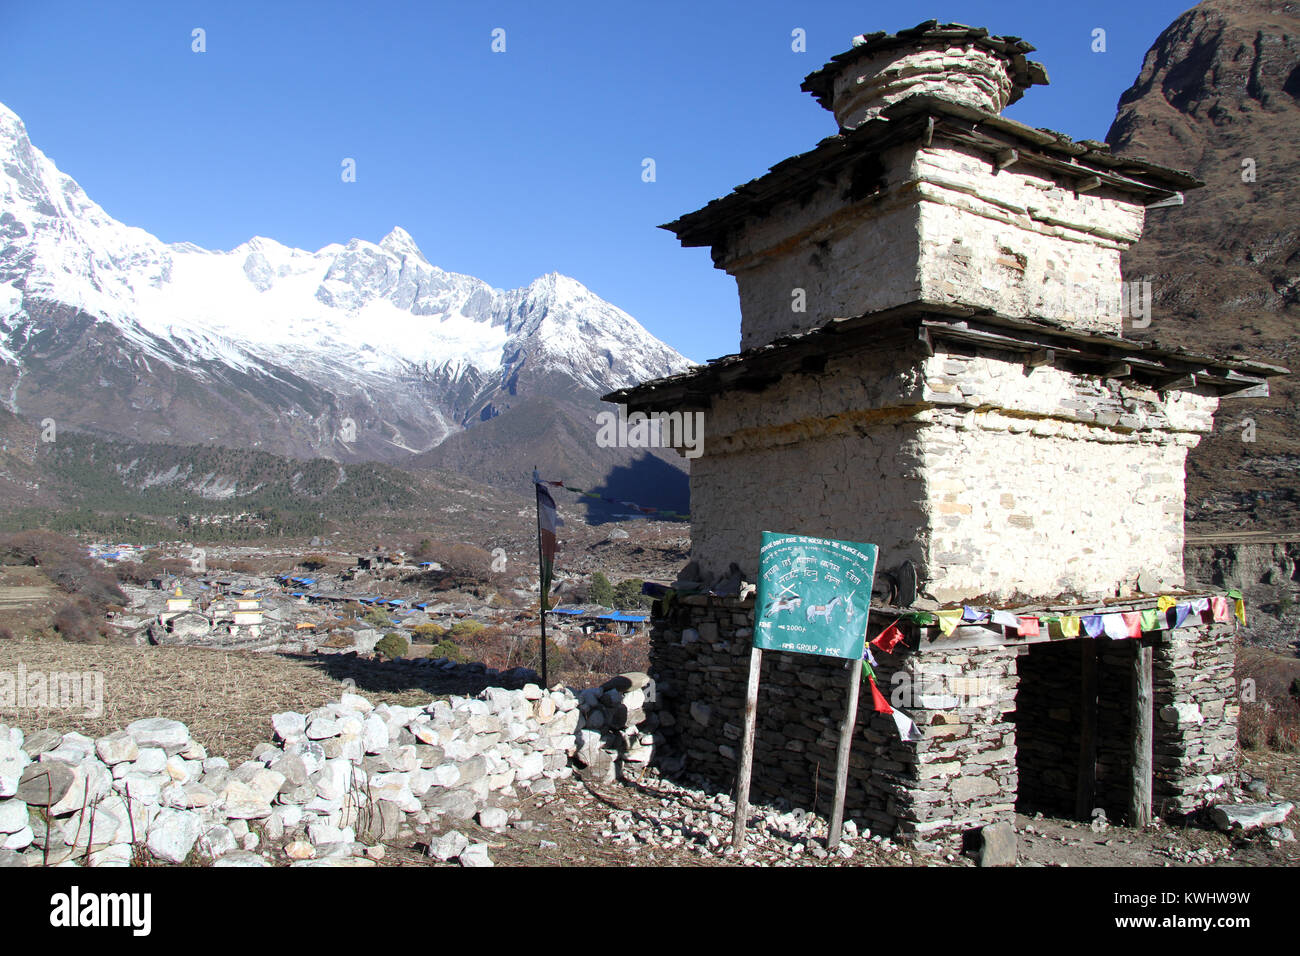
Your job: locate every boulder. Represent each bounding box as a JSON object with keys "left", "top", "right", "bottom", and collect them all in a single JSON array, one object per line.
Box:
[
  {"left": 126, "top": 717, "right": 191, "bottom": 753},
  {"left": 146, "top": 808, "right": 204, "bottom": 863},
  {"left": 977, "top": 821, "right": 1017, "bottom": 867},
  {"left": 1209, "top": 802, "right": 1294, "bottom": 833},
  {"left": 426, "top": 829, "right": 469, "bottom": 862}
]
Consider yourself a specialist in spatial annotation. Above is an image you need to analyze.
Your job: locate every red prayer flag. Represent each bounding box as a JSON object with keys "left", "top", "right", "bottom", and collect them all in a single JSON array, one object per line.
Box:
[{"left": 871, "top": 621, "right": 906, "bottom": 654}]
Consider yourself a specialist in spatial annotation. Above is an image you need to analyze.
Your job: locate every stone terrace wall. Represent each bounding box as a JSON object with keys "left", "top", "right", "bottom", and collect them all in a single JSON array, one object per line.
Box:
[{"left": 650, "top": 594, "right": 1018, "bottom": 841}]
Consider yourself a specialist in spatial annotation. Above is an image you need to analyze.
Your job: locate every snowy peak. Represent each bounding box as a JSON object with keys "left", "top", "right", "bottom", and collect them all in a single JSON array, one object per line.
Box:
[{"left": 0, "top": 97, "right": 692, "bottom": 461}]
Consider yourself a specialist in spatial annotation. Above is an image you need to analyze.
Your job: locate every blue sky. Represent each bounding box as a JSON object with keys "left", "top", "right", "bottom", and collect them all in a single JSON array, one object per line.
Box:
[{"left": 0, "top": 0, "right": 1196, "bottom": 364}]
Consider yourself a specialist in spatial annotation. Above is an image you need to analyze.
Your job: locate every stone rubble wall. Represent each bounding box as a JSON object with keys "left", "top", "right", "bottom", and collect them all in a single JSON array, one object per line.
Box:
[
  {"left": 0, "top": 661, "right": 654, "bottom": 868},
  {"left": 649, "top": 595, "right": 1018, "bottom": 841}
]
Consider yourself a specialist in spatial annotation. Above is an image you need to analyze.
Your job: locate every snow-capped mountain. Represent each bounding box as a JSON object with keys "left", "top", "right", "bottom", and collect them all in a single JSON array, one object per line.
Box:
[{"left": 0, "top": 100, "right": 692, "bottom": 464}]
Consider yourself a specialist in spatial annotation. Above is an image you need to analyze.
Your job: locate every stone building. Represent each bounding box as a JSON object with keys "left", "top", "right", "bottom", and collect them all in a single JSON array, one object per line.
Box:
[{"left": 606, "top": 22, "right": 1284, "bottom": 844}]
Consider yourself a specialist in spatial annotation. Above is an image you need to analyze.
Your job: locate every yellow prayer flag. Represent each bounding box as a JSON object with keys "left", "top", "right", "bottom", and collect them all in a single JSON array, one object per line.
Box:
[
  {"left": 1059, "top": 615, "right": 1081, "bottom": 638},
  {"left": 1157, "top": 595, "right": 1177, "bottom": 613},
  {"left": 1234, "top": 598, "right": 1246, "bottom": 626},
  {"left": 936, "top": 609, "right": 963, "bottom": 636}
]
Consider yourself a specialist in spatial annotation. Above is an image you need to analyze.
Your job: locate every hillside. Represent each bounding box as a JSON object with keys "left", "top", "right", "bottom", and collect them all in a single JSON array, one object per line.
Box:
[{"left": 1106, "top": 0, "right": 1300, "bottom": 531}]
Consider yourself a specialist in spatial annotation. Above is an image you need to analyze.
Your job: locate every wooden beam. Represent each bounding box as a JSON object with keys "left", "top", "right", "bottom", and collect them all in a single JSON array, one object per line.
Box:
[
  {"left": 1130, "top": 640, "right": 1154, "bottom": 827},
  {"left": 1026, "top": 348, "right": 1055, "bottom": 368},
  {"left": 994, "top": 148, "right": 1019, "bottom": 172},
  {"left": 1076, "top": 176, "right": 1103, "bottom": 193},
  {"left": 1157, "top": 373, "right": 1197, "bottom": 392},
  {"left": 1075, "top": 640, "right": 1098, "bottom": 818},
  {"left": 1104, "top": 362, "right": 1132, "bottom": 379}
]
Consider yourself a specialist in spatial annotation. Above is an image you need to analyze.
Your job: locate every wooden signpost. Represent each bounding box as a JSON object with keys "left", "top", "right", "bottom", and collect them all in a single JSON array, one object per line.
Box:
[{"left": 733, "top": 532, "right": 878, "bottom": 852}]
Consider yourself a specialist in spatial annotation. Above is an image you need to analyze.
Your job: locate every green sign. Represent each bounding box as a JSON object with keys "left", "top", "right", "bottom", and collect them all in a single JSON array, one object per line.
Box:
[{"left": 754, "top": 532, "right": 878, "bottom": 659}]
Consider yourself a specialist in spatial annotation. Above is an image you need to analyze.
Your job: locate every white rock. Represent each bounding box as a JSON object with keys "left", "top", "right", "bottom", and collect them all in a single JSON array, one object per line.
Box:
[
  {"left": 307, "top": 823, "right": 346, "bottom": 845},
  {"left": 2, "top": 825, "right": 33, "bottom": 850},
  {"left": 126, "top": 717, "right": 191, "bottom": 752},
  {"left": 88, "top": 844, "right": 133, "bottom": 867},
  {"left": 271, "top": 712, "right": 307, "bottom": 741},
  {"left": 94, "top": 732, "right": 139, "bottom": 766},
  {"left": 218, "top": 781, "right": 274, "bottom": 820},
  {"left": 306, "top": 717, "right": 342, "bottom": 740},
  {"left": 338, "top": 693, "right": 374, "bottom": 714},
  {"left": 0, "top": 741, "right": 30, "bottom": 798},
  {"left": 313, "top": 760, "right": 353, "bottom": 802},
  {"left": 132, "top": 748, "right": 168, "bottom": 774},
  {"left": 0, "top": 799, "right": 28, "bottom": 834},
  {"left": 459, "top": 843, "right": 493, "bottom": 867},
  {"left": 430, "top": 763, "right": 461, "bottom": 788},
  {"left": 427, "top": 829, "right": 469, "bottom": 861},
  {"left": 478, "top": 807, "right": 509, "bottom": 830},
  {"left": 146, "top": 808, "right": 204, "bottom": 863},
  {"left": 361, "top": 715, "right": 389, "bottom": 754},
  {"left": 1159, "top": 702, "right": 1203, "bottom": 726},
  {"left": 212, "top": 850, "right": 270, "bottom": 867},
  {"left": 115, "top": 771, "right": 165, "bottom": 803},
  {"left": 200, "top": 824, "right": 238, "bottom": 859}
]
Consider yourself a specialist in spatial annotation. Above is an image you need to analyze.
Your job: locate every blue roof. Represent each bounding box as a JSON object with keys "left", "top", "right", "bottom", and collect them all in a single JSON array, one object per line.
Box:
[
  {"left": 385, "top": 599, "right": 406, "bottom": 606},
  {"left": 598, "top": 612, "right": 648, "bottom": 622},
  {"left": 546, "top": 608, "right": 585, "bottom": 616}
]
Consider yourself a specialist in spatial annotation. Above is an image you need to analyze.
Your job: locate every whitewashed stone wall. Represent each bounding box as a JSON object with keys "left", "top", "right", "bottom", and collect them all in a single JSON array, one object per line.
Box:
[
  {"left": 919, "top": 353, "right": 1218, "bottom": 602},
  {"left": 686, "top": 346, "right": 1218, "bottom": 603},
  {"left": 722, "top": 139, "right": 1146, "bottom": 351},
  {"left": 914, "top": 144, "right": 1145, "bottom": 334}
]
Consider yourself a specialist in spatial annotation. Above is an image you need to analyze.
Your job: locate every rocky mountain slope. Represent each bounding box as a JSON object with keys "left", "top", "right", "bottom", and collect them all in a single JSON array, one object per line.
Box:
[
  {"left": 0, "top": 100, "right": 692, "bottom": 482},
  {"left": 1107, "top": 0, "right": 1300, "bottom": 531}
]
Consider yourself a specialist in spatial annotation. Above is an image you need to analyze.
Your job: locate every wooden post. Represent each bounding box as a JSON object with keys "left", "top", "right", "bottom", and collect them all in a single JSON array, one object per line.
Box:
[
  {"left": 827, "top": 658, "right": 863, "bottom": 851},
  {"left": 1075, "top": 639, "right": 1098, "bottom": 818},
  {"left": 732, "top": 646, "right": 763, "bottom": 850},
  {"left": 1130, "top": 639, "right": 1154, "bottom": 827}
]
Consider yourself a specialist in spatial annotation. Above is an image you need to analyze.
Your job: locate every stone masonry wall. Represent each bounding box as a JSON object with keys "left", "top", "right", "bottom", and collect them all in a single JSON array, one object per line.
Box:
[
  {"left": 650, "top": 595, "right": 1018, "bottom": 841},
  {"left": 652, "top": 599, "right": 1239, "bottom": 839},
  {"left": 1153, "top": 622, "right": 1239, "bottom": 815}
]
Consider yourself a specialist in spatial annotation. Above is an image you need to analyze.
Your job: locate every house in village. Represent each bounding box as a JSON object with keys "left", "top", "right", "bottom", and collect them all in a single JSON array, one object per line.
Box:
[{"left": 607, "top": 22, "right": 1285, "bottom": 845}]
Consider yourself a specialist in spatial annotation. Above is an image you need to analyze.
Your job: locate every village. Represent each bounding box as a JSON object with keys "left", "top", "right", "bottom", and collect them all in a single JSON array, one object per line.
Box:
[{"left": 87, "top": 541, "right": 650, "bottom": 666}]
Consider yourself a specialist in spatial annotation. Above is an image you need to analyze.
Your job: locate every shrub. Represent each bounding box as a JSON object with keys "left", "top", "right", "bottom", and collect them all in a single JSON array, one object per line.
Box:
[
  {"left": 429, "top": 639, "right": 466, "bottom": 663},
  {"left": 363, "top": 607, "right": 393, "bottom": 628},
  {"left": 448, "top": 619, "right": 484, "bottom": 639},
  {"left": 411, "top": 622, "right": 446, "bottom": 642},
  {"left": 374, "top": 633, "right": 409, "bottom": 660},
  {"left": 0, "top": 627, "right": 13, "bottom": 641},
  {"left": 53, "top": 602, "right": 100, "bottom": 643},
  {"left": 587, "top": 572, "right": 615, "bottom": 607}
]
